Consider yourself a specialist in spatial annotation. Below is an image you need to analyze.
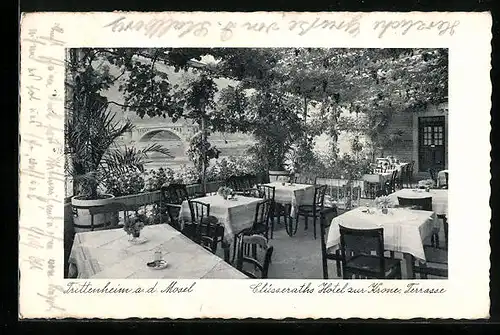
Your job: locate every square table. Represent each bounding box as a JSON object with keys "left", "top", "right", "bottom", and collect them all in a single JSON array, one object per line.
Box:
[
  {"left": 388, "top": 188, "right": 448, "bottom": 217},
  {"left": 326, "top": 206, "right": 438, "bottom": 278},
  {"left": 262, "top": 182, "right": 316, "bottom": 217},
  {"left": 69, "top": 224, "right": 247, "bottom": 279},
  {"left": 179, "top": 195, "right": 263, "bottom": 244}
]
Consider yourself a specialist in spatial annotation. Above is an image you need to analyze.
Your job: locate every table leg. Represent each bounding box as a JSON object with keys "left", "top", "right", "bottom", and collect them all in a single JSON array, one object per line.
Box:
[{"left": 403, "top": 253, "right": 415, "bottom": 279}]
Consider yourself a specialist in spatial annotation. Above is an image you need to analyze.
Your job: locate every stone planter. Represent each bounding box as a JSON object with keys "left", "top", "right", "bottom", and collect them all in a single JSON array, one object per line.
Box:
[{"left": 71, "top": 194, "right": 116, "bottom": 233}]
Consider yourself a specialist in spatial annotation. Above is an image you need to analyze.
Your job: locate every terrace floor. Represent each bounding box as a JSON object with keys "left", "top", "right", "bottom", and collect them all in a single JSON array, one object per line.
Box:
[{"left": 213, "top": 198, "right": 448, "bottom": 279}]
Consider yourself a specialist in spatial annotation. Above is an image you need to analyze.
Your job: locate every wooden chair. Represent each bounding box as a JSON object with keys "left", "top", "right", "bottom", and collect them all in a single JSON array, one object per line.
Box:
[
  {"left": 226, "top": 175, "right": 254, "bottom": 196},
  {"left": 86, "top": 202, "right": 131, "bottom": 231},
  {"left": 292, "top": 173, "right": 317, "bottom": 185},
  {"left": 441, "top": 171, "right": 449, "bottom": 189},
  {"left": 232, "top": 198, "right": 273, "bottom": 263},
  {"left": 403, "top": 161, "right": 415, "bottom": 188},
  {"left": 397, "top": 196, "right": 433, "bottom": 211},
  {"left": 319, "top": 207, "right": 342, "bottom": 278},
  {"left": 435, "top": 215, "right": 449, "bottom": 249},
  {"left": 384, "top": 169, "right": 398, "bottom": 194},
  {"left": 161, "top": 184, "right": 190, "bottom": 230},
  {"left": 428, "top": 167, "right": 438, "bottom": 184},
  {"left": 292, "top": 184, "right": 328, "bottom": 239},
  {"left": 235, "top": 234, "right": 274, "bottom": 279},
  {"left": 249, "top": 199, "right": 273, "bottom": 239},
  {"left": 339, "top": 225, "right": 402, "bottom": 279},
  {"left": 256, "top": 185, "right": 278, "bottom": 238},
  {"left": 187, "top": 200, "right": 229, "bottom": 262},
  {"left": 412, "top": 247, "right": 448, "bottom": 279},
  {"left": 259, "top": 184, "right": 290, "bottom": 235}
]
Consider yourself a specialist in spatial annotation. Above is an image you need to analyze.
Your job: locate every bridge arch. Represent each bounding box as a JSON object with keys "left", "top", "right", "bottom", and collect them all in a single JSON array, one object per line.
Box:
[
  {"left": 138, "top": 129, "right": 183, "bottom": 143},
  {"left": 136, "top": 128, "right": 188, "bottom": 158}
]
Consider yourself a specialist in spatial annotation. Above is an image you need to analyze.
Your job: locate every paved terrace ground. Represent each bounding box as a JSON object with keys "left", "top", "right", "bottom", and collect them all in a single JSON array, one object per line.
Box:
[{"left": 213, "top": 198, "right": 448, "bottom": 279}]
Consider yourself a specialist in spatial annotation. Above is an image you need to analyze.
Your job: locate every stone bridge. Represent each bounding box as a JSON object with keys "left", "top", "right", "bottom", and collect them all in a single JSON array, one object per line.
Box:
[{"left": 124, "top": 123, "right": 200, "bottom": 148}]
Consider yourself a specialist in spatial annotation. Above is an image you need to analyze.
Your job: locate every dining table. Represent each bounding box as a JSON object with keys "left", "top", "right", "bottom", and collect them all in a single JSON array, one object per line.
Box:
[
  {"left": 388, "top": 188, "right": 448, "bottom": 217},
  {"left": 68, "top": 224, "right": 248, "bottom": 279},
  {"left": 326, "top": 206, "right": 439, "bottom": 279},
  {"left": 262, "top": 181, "right": 316, "bottom": 217},
  {"left": 179, "top": 194, "right": 263, "bottom": 244}
]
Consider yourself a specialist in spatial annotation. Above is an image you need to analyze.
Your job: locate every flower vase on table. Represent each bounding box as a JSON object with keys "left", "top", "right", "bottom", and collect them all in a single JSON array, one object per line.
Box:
[
  {"left": 124, "top": 211, "right": 147, "bottom": 243},
  {"left": 217, "top": 186, "right": 233, "bottom": 200},
  {"left": 375, "top": 195, "right": 394, "bottom": 214}
]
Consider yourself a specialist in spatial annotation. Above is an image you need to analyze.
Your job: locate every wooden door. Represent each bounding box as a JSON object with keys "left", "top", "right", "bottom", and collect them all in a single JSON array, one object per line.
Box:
[{"left": 418, "top": 116, "right": 445, "bottom": 172}]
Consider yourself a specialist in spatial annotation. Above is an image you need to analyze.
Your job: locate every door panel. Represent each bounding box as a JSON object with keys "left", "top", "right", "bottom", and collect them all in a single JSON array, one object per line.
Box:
[{"left": 418, "top": 117, "right": 446, "bottom": 172}]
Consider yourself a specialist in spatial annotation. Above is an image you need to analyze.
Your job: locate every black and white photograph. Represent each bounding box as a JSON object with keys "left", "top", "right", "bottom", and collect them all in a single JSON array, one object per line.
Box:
[{"left": 64, "top": 47, "right": 449, "bottom": 280}]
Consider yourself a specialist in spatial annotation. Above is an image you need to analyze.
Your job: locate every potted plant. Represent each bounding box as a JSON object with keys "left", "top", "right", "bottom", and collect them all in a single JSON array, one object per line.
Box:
[
  {"left": 65, "top": 88, "right": 170, "bottom": 232},
  {"left": 375, "top": 195, "right": 394, "bottom": 214}
]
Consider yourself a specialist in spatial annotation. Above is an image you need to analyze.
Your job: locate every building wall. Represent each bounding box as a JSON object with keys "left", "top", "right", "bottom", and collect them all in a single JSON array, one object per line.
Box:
[
  {"left": 412, "top": 102, "right": 449, "bottom": 173},
  {"left": 381, "top": 101, "right": 449, "bottom": 175}
]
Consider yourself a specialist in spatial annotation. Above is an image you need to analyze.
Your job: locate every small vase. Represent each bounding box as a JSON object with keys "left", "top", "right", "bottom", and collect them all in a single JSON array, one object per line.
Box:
[
  {"left": 131, "top": 231, "right": 141, "bottom": 240},
  {"left": 425, "top": 187, "right": 430, "bottom": 192},
  {"left": 382, "top": 208, "right": 388, "bottom": 214}
]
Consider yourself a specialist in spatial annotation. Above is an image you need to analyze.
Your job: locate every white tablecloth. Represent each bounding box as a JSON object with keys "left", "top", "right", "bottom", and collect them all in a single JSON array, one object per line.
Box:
[
  {"left": 69, "top": 224, "right": 247, "bottom": 279},
  {"left": 363, "top": 172, "right": 392, "bottom": 185},
  {"left": 180, "top": 195, "right": 262, "bottom": 244},
  {"left": 263, "top": 182, "right": 315, "bottom": 217},
  {"left": 437, "top": 170, "right": 449, "bottom": 187},
  {"left": 326, "top": 207, "right": 438, "bottom": 260},
  {"left": 388, "top": 189, "right": 448, "bottom": 216}
]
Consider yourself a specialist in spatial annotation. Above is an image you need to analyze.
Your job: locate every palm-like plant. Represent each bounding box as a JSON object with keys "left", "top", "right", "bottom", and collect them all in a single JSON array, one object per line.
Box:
[{"left": 65, "top": 91, "right": 171, "bottom": 199}]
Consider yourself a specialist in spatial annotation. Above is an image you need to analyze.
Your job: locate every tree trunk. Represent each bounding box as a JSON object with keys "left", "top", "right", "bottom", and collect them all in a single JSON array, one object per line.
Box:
[
  {"left": 303, "top": 95, "right": 308, "bottom": 123},
  {"left": 201, "top": 116, "right": 207, "bottom": 195}
]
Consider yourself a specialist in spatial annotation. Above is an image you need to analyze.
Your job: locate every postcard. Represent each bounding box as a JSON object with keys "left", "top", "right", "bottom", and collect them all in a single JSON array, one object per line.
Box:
[{"left": 19, "top": 11, "right": 491, "bottom": 319}]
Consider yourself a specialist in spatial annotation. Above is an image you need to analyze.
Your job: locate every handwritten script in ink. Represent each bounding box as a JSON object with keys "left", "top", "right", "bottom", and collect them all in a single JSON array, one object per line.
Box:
[
  {"left": 102, "top": 14, "right": 461, "bottom": 41},
  {"left": 102, "top": 15, "right": 363, "bottom": 42},
  {"left": 373, "top": 19, "right": 460, "bottom": 38},
  {"left": 20, "top": 22, "right": 66, "bottom": 314}
]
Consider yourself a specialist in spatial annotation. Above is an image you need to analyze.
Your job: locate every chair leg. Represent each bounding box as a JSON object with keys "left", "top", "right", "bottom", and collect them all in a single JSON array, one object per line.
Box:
[
  {"left": 222, "top": 241, "right": 230, "bottom": 263},
  {"left": 313, "top": 215, "right": 317, "bottom": 239},
  {"left": 335, "top": 249, "right": 342, "bottom": 277}
]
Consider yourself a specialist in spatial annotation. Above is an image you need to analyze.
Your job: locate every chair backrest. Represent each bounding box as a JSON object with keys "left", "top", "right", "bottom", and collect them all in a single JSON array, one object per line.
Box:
[
  {"left": 226, "top": 175, "right": 245, "bottom": 191},
  {"left": 257, "top": 184, "right": 276, "bottom": 201},
  {"left": 236, "top": 234, "right": 274, "bottom": 279},
  {"left": 198, "top": 215, "right": 223, "bottom": 254},
  {"left": 313, "top": 185, "right": 328, "bottom": 212},
  {"left": 188, "top": 200, "right": 210, "bottom": 224},
  {"left": 293, "top": 173, "right": 317, "bottom": 185},
  {"left": 243, "top": 174, "right": 257, "bottom": 189},
  {"left": 253, "top": 199, "right": 272, "bottom": 229},
  {"left": 444, "top": 172, "right": 449, "bottom": 188},
  {"left": 397, "top": 196, "right": 433, "bottom": 211},
  {"left": 161, "top": 183, "right": 189, "bottom": 205},
  {"left": 339, "top": 225, "right": 385, "bottom": 277}
]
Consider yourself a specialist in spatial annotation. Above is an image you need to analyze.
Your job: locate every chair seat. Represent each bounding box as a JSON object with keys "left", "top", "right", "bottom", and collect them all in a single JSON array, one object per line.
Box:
[
  {"left": 297, "top": 205, "right": 323, "bottom": 214},
  {"left": 345, "top": 254, "right": 400, "bottom": 276},
  {"left": 325, "top": 247, "right": 342, "bottom": 260},
  {"left": 250, "top": 223, "right": 268, "bottom": 235},
  {"left": 423, "top": 246, "right": 448, "bottom": 264}
]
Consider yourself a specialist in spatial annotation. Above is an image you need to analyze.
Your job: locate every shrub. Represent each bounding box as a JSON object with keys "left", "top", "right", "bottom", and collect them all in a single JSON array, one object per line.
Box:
[
  {"left": 144, "top": 167, "right": 176, "bottom": 191},
  {"left": 104, "top": 170, "right": 146, "bottom": 197}
]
